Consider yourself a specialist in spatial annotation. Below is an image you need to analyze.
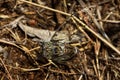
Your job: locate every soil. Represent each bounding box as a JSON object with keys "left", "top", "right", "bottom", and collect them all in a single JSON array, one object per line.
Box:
[{"left": 0, "top": 0, "right": 120, "bottom": 80}]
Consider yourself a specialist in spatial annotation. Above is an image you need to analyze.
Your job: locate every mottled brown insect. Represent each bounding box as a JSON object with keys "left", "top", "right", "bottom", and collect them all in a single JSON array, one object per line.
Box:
[
  {"left": 39, "top": 42, "right": 78, "bottom": 64},
  {"left": 38, "top": 39, "right": 92, "bottom": 64}
]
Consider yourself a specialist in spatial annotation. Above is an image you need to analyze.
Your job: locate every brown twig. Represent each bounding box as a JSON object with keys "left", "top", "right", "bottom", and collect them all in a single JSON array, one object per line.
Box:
[
  {"left": 0, "top": 58, "right": 13, "bottom": 80},
  {"left": 72, "top": 16, "right": 120, "bottom": 55},
  {"left": 19, "top": 0, "right": 71, "bottom": 16},
  {"left": 77, "top": 0, "right": 110, "bottom": 41}
]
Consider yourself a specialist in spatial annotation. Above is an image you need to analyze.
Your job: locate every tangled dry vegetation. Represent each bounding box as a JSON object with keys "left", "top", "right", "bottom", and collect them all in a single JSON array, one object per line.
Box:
[{"left": 0, "top": 0, "right": 120, "bottom": 80}]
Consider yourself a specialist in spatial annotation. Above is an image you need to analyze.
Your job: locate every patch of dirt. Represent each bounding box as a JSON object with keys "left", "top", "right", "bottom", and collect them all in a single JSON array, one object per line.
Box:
[{"left": 0, "top": 0, "right": 120, "bottom": 80}]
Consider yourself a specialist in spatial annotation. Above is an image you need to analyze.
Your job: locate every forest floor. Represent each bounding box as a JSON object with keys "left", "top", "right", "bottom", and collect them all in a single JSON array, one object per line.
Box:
[{"left": 0, "top": 0, "right": 120, "bottom": 80}]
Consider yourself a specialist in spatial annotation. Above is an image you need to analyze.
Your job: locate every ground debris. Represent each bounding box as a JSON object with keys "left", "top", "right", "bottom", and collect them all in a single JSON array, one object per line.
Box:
[{"left": 0, "top": 0, "right": 120, "bottom": 80}]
